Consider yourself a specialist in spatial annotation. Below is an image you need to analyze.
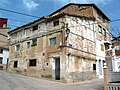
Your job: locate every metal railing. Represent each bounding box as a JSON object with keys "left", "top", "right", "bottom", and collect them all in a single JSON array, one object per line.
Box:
[
  {"left": 108, "top": 83, "right": 120, "bottom": 90},
  {"left": 107, "top": 72, "right": 120, "bottom": 90}
]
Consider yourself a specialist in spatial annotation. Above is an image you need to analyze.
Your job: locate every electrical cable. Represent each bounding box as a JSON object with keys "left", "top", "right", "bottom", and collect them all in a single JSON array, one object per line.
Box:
[{"left": 0, "top": 7, "right": 40, "bottom": 18}]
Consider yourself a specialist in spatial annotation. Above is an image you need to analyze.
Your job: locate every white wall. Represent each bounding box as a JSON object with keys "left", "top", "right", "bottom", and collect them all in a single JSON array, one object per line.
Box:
[
  {"left": 96, "top": 40, "right": 105, "bottom": 78},
  {"left": 112, "top": 47, "right": 120, "bottom": 72},
  {"left": 96, "top": 40, "right": 105, "bottom": 59},
  {"left": 2, "top": 49, "right": 9, "bottom": 64},
  {"left": 0, "top": 53, "right": 3, "bottom": 57}
]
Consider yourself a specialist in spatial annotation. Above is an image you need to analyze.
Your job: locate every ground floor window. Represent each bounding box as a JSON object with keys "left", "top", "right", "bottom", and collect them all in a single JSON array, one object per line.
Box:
[
  {"left": 93, "top": 64, "right": 96, "bottom": 70},
  {"left": 0, "top": 49, "right": 3, "bottom": 54},
  {"left": 0, "top": 57, "right": 3, "bottom": 64},
  {"left": 29, "top": 59, "right": 37, "bottom": 66},
  {"left": 14, "top": 61, "right": 18, "bottom": 68},
  {"left": 99, "top": 60, "right": 102, "bottom": 75}
]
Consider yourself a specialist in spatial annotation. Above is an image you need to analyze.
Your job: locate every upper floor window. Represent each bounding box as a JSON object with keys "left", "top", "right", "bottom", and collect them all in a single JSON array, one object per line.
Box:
[
  {"left": 14, "top": 33, "right": 18, "bottom": 39},
  {"left": 105, "top": 44, "right": 109, "bottom": 50},
  {"left": 53, "top": 20, "right": 59, "bottom": 27},
  {"left": 101, "top": 44, "right": 104, "bottom": 51},
  {"left": 31, "top": 38, "right": 37, "bottom": 46},
  {"left": 68, "top": 43, "right": 72, "bottom": 48},
  {"left": 0, "top": 57, "right": 3, "bottom": 64},
  {"left": 16, "top": 44, "right": 20, "bottom": 51},
  {"left": 26, "top": 42, "right": 30, "bottom": 49},
  {"left": 0, "top": 49, "right": 3, "bottom": 54},
  {"left": 115, "top": 46, "right": 120, "bottom": 50},
  {"left": 98, "top": 25, "right": 102, "bottom": 34},
  {"left": 22, "top": 30, "right": 26, "bottom": 37},
  {"left": 33, "top": 25, "right": 38, "bottom": 31},
  {"left": 97, "top": 12, "right": 102, "bottom": 20},
  {"left": 103, "top": 28, "right": 106, "bottom": 36},
  {"left": 50, "top": 37, "right": 56, "bottom": 45}
]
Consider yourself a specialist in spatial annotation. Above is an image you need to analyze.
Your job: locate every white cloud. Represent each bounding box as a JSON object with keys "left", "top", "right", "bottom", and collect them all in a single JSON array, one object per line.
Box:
[{"left": 23, "top": 0, "right": 39, "bottom": 11}]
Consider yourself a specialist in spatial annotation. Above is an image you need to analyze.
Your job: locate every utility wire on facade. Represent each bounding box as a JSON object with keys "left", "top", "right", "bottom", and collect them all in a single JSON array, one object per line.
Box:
[
  {"left": 8, "top": 24, "right": 19, "bottom": 27},
  {"left": 1, "top": 7, "right": 120, "bottom": 22},
  {"left": 110, "top": 19, "right": 120, "bottom": 22},
  {"left": 0, "top": 7, "right": 40, "bottom": 18},
  {"left": 1, "top": 6, "right": 120, "bottom": 31},
  {"left": 1, "top": 7, "right": 120, "bottom": 38},
  {"left": 8, "top": 18, "right": 28, "bottom": 23}
]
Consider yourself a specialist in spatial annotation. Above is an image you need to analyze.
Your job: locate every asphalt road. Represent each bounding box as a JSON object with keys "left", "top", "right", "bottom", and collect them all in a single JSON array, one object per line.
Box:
[{"left": 0, "top": 70, "right": 104, "bottom": 90}]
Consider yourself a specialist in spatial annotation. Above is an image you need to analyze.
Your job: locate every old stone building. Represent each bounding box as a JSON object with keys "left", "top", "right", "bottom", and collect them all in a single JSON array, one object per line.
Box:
[
  {"left": 0, "top": 18, "right": 9, "bottom": 70},
  {"left": 111, "top": 36, "right": 120, "bottom": 72},
  {"left": 8, "top": 3, "right": 110, "bottom": 82}
]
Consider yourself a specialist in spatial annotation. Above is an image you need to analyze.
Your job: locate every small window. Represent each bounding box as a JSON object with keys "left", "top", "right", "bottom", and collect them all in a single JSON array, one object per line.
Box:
[
  {"left": 22, "top": 30, "right": 26, "bottom": 37},
  {"left": 68, "top": 44, "right": 72, "bottom": 48},
  {"left": 33, "top": 25, "right": 38, "bottom": 31},
  {"left": 105, "top": 44, "right": 109, "bottom": 50},
  {"left": 93, "top": 64, "right": 96, "bottom": 70},
  {"left": 53, "top": 20, "right": 59, "bottom": 27},
  {"left": 101, "top": 44, "right": 104, "bottom": 51},
  {"left": 31, "top": 38, "right": 37, "bottom": 46},
  {"left": 16, "top": 44, "right": 20, "bottom": 51},
  {"left": 29, "top": 59, "right": 36, "bottom": 66},
  {"left": 27, "top": 42, "right": 30, "bottom": 48},
  {"left": 0, "top": 57, "right": 3, "bottom": 64},
  {"left": 50, "top": 37, "right": 56, "bottom": 45},
  {"left": 14, "top": 61, "right": 18, "bottom": 68},
  {"left": 98, "top": 25, "right": 102, "bottom": 34},
  {"left": 103, "top": 28, "right": 106, "bottom": 36},
  {"left": 0, "top": 49, "right": 3, "bottom": 54},
  {"left": 46, "top": 62, "right": 49, "bottom": 67}
]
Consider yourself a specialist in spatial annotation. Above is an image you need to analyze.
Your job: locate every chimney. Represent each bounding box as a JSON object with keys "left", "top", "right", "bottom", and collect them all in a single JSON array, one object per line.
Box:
[{"left": 0, "top": 18, "right": 8, "bottom": 28}]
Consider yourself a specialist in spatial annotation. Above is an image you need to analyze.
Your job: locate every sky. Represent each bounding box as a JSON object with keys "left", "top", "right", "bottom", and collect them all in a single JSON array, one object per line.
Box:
[{"left": 0, "top": 0, "right": 120, "bottom": 37}]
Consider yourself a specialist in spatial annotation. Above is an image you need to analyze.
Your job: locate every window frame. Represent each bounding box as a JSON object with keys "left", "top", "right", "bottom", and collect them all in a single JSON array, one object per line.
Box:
[
  {"left": 31, "top": 38, "right": 37, "bottom": 46},
  {"left": 101, "top": 44, "right": 104, "bottom": 51},
  {"left": 93, "top": 64, "right": 96, "bottom": 70},
  {"left": 98, "top": 25, "right": 102, "bottom": 34},
  {"left": 50, "top": 37, "right": 56, "bottom": 46},
  {"left": 26, "top": 42, "right": 30, "bottom": 49},
  {"left": 22, "top": 30, "right": 26, "bottom": 37},
  {"left": 32, "top": 25, "right": 38, "bottom": 31},
  {"left": 0, "top": 49, "right": 3, "bottom": 54},
  {"left": 29, "top": 59, "right": 37, "bottom": 67},
  {"left": 103, "top": 28, "right": 107, "bottom": 36},
  {"left": 53, "top": 20, "right": 59, "bottom": 27},
  {"left": 16, "top": 44, "right": 20, "bottom": 51},
  {"left": 0, "top": 57, "right": 3, "bottom": 64},
  {"left": 14, "top": 61, "right": 18, "bottom": 68}
]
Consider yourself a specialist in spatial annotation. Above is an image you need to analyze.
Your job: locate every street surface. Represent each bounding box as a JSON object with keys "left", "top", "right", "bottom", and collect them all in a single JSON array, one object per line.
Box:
[{"left": 0, "top": 70, "right": 104, "bottom": 90}]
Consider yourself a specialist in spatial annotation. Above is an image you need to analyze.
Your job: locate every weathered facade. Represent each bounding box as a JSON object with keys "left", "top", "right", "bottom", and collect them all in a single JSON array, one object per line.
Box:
[
  {"left": 0, "top": 18, "right": 9, "bottom": 70},
  {"left": 111, "top": 36, "right": 120, "bottom": 72},
  {"left": 8, "top": 3, "right": 110, "bottom": 82}
]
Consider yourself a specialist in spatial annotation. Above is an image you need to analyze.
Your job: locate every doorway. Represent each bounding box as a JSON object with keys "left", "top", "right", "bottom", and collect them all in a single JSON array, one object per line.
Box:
[{"left": 55, "top": 57, "right": 60, "bottom": 80}]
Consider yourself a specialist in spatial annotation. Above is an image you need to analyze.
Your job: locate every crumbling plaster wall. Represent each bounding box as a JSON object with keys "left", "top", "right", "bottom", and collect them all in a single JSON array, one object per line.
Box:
[
  {"left": 64, "top": 15, "right": 96, "bottom": 82},
  {"left": 8, "top": 4, "right": 111, "bottom": 81},
  {"left": 8, "top": 17, "right": 67, "bottom": 79}
]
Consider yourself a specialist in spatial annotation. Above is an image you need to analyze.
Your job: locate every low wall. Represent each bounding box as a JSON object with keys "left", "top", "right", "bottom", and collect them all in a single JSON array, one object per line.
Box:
[
  {"left": 0, "top": 64, "right": 6, "bottom": 70},
  {"left": 108, "top": 72, "right": 120, "bottom": 83}
]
